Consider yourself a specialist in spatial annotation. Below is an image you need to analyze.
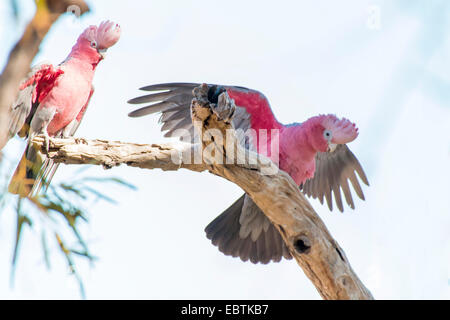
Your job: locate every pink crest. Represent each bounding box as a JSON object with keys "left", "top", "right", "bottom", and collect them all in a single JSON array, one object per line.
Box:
[
  {"left": 96, "top": 20, "right": 121, "bottom": 50},
  {"left": 79, "top": 25, "right": 97, "bottom": 42},
  {"left": 320, "top": 114, "right": 359, "bottom": 144}
]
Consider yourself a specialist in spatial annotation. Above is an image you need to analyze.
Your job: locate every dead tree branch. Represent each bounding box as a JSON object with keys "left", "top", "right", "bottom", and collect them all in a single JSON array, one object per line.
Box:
[
  {"left": 31, "top": 85, "right": 373, "bottom": 300},
  {"left": 32, "top": 137, "right": 208, "bottom": 173},
  {"left": 0, "top": 0, "right": 90, "bottom": 149}
]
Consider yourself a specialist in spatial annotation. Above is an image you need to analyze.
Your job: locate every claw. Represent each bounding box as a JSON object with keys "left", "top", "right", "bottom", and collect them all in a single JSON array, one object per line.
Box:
[
  {"left": 30, "top": 131, "right": 50, "bottom": 153},
  {"left": 192, "top": 83, "right": 209, "bottom": 103},
  {"left": 213, "top": 92, "right": 236, "bottom": 122}
]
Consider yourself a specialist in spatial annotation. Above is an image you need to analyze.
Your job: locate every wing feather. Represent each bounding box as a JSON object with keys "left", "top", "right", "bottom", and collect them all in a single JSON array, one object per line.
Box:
[
  {"left": 204, "top": 194, "right": 292, "bottom": 263},
  {"left": 8, "top": 63, "right": 63, "bottom": 141},
  {"left": 301, "top": 144, "right": 369, "bottom": 212},
  {"left": 128, "top": 83, "right": 279, "bottom": 146}
]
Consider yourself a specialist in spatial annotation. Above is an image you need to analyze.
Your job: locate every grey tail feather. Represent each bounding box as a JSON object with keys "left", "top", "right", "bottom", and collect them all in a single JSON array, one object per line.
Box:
[
  {"left": 204, "top": 194, "right": 292, "bottom": 264},
  {"left": 30, "top": 159, "right": 59, "bottom": 196}
]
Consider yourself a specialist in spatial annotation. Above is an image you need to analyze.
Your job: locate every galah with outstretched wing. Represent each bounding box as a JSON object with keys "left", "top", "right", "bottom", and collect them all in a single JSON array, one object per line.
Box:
[
  {"left": 128, "top": 83, "right": 369, "bottom": 264},
  {"left": 7, "top": 21, "right": 121, "bottom": 197}
]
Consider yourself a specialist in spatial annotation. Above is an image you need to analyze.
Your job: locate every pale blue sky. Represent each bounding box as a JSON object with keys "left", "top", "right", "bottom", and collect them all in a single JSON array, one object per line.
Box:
[{"left": 0, "top": 0, "right": 449, "bottom": 299}]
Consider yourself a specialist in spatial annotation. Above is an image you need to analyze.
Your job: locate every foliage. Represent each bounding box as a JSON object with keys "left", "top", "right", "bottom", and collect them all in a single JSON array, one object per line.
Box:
[{"left": 1, "top": 155, "right": 136, "bottom": 298}]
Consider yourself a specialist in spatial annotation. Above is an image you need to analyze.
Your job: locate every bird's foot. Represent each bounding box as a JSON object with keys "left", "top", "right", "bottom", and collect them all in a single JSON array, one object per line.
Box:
[
  {"left": 212, "top": 92, "right": 236, "bottom": 123},
  {"left": 192, "top": 84, "right": 210, "bottom": 104},
  {"left": 37, "top": 132, "right": 51, "bottom": 153}
]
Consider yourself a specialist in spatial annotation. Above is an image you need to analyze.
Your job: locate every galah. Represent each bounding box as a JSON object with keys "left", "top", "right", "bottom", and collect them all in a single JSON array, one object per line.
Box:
[
  {"left": 128, "top": 83, "right": 369, "bottom": 264},
  {"left": 7, "top": 21, "right": 121, "bottom": 196}
]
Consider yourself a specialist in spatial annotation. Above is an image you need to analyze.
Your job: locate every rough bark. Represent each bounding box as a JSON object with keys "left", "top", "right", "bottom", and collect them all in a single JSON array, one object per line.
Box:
[
  {"left": 30, "top": 85, "right": 374, "bottom": 300},
  {"left": 0, "top": 0, "right": 90, "bottom": 150},
  {"left": 32, "top": 137, "right": 207, "bottom": 173}
]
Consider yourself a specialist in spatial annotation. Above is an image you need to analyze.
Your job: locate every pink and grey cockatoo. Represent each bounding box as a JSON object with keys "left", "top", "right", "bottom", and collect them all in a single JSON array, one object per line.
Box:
[
  {"left": 8, "top": 21, "right": 121, "bottom": 196},
  {"left": 128, "top": 83, "right": 369, "bottom": 264}
]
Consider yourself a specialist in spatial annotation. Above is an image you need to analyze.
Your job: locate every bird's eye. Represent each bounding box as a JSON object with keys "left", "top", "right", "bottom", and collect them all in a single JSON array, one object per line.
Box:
[
  {"left": 90, "top": 40, "right": 97, "bottom": 48},
  {"left": 323, "top": 130, "right": 332, "bottom": 141}
]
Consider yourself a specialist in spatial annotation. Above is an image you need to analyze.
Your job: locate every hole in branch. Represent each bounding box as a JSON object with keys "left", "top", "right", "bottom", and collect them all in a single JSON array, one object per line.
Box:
[{"left": 293, "top": 236, "right": 311, "bottom": 254}]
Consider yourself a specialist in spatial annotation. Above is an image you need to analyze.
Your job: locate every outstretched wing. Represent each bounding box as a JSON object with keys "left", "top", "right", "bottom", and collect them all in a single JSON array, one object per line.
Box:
[
  {"left": 300, "top": 144, "right": 369, "bottom": 212},
  {"left": 128, "top": 83, "right": 281, "bottom": 142},
  {"left": 8, "top": 63, "right": 64, "bottom": 140}
]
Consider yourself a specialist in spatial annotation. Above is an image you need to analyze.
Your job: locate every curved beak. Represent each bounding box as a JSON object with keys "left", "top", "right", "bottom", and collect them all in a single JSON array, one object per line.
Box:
[
  {"left": 98, "top": 48, "right": 107, "bottom": 60},
  {"left": 327, "top": 143, "right": 337, "bottom": 152}
]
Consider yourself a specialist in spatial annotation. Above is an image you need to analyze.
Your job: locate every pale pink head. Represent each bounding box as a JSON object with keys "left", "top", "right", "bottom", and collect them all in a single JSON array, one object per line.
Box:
[
  {"left": 95, "top": 20, "right": 121, "bottom": 51},
  {"left": 70, "top": 20, "right": 121, "bottom": 63},
  {"left": 304, "top": 114, "right": 359, "bottom": 152}
]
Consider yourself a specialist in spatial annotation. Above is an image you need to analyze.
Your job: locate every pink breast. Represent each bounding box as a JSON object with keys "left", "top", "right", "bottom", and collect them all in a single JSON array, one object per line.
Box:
[{"left": 43, "top": 82, "right": 91, "bottom": 135}]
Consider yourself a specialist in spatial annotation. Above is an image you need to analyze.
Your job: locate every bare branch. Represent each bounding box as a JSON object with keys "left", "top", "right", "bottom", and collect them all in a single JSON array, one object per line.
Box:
[
  {"left": 31, "top": 137, "right": 208, "bottom": 173},
  {"left": 31, "top": 86, "right": 374, "bottom": 300}
]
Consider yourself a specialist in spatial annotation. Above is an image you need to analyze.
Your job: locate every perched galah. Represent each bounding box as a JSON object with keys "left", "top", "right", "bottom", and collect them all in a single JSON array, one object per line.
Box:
[
  {"left": 7, "top": 21, "right": 121, "bottom": 196},
  {"left": 128, "top": 83, "right": 369, "bottom": 264}
]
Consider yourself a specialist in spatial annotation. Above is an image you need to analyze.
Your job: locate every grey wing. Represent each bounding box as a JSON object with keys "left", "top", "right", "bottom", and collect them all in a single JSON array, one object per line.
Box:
[
  {"left": 301, "top": 144, "right": 369, "bottom": 212},
  {"left": 205, "top": 194, "right": 292, "bottom": 264},
  {"left": 128, "top": 83, "right": 198, "bottom": 140},
  {"left": 128, "top": 83, "right": 253, "bottom": 143},
  {"left": 8, "top": 81, "right": 36, "bottom": 140},
  {"left": 8, "top": 64, "right": 52, "bottom": 140}
]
